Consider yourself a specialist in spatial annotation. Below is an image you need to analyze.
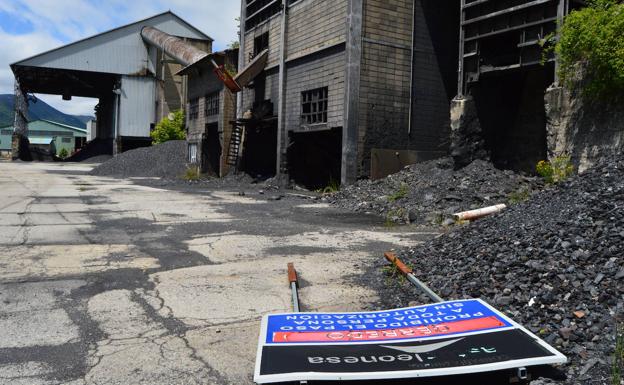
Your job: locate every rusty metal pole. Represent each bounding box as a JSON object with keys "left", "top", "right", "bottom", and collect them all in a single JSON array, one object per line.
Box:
[
  {"left": 384, "top": 252, "right": 443, "bottom": 303},
  {"left": 287, "top": 263, "right": 300, "bottom": 312}
]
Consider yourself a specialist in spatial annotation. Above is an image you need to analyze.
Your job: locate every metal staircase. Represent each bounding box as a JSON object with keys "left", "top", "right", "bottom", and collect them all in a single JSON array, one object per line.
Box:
[{"left": 226, "top": 121, "right": 245, "bottom": 168}]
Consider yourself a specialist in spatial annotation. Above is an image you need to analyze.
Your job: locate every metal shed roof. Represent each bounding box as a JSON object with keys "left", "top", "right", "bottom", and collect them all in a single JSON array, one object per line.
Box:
[{"left": 11, "top": 11, "right": 212, "bottom": 76}]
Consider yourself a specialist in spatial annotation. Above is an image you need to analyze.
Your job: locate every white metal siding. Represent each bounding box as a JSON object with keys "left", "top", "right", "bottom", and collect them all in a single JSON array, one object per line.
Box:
[
  {"left": 118, "top": 76, "right": 156, "bottom": 138},
  {"left": 17, "top": 13, "right": 210, "bottom": 75}
]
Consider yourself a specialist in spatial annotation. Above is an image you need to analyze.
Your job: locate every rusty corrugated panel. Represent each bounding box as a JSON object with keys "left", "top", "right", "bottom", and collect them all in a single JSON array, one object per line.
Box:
[{"left": 141, "top": 26, "right": 208, "bottom": 67}]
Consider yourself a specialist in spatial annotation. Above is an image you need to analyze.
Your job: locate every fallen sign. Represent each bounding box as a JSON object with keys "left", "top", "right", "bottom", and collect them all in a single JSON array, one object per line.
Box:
[{"left": 254, "top": 266, "right": 566, "bottom": 383}]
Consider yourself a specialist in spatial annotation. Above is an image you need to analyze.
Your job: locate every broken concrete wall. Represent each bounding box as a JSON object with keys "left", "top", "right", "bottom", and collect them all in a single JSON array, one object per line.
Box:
[
  {"left": 545, "top": 86, "right": 624, "bottom": 172},
  {"left": 451, "top": 67, "right": 551, "bottom": 172}
]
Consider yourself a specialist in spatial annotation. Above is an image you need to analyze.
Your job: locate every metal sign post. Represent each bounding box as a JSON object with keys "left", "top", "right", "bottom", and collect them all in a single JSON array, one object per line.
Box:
[
  {"left": 384, "top": 252, "right": 443, "bottom": 303},
  {"left": 288, "top": 262, "right": 300, "bottom": 312}
]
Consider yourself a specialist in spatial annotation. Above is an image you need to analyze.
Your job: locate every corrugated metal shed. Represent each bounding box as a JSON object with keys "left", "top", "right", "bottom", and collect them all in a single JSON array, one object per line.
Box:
[
  {"left": 12, "top": 11, "right": 212, "bottom": 76},
  {"left": 119, "top": 76, "right": 156, "bottom": 137}
]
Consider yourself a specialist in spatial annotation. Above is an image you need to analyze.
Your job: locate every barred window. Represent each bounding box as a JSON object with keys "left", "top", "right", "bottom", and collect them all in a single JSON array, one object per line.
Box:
[
  {"left": 204, "top": 92, "right": 220, "bottom": 117},
  {"left": 188, "top": 143, "right": 198, "bottom": 164},
  {"left": 301, "top": 87, "right": 328, "bottom": 125},
  {"left": 189, "top": 98, "right": 199, "bottom": 121}
]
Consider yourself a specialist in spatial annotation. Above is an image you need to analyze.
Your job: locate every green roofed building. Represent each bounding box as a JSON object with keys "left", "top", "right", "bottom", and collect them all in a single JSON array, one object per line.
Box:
[{"left": 0, "top": 120, "right": 86, "bottom": 158}]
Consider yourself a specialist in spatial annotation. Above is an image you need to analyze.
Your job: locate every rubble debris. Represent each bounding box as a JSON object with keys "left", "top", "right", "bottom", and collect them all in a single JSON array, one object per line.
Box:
[
  {"left": 90, "top": 140, "right": 187, "bottom": 178},
  {"left": 328, "top": 158, "right": 540, "bottom": 225},
  {"left": 367, "top": 155, "right": 624, "bottom": 383}
]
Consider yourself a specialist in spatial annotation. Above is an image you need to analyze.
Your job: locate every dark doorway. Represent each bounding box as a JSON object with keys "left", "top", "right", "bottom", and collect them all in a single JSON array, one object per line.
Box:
[
  {"left": 205, "top": 123, "right": 221, "bottom": 176},
  {"left": 241, "top": 120, "right": 277, "bottom": 179},
  {"left": 471, "top": 65, "right": 553, "bottom": 172},
  {"left": 288, "top": 127, "right": 342, "bottom": 190}
]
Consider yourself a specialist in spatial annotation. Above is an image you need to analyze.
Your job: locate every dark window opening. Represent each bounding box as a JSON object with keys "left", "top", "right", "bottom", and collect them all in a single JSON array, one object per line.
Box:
[
  {"left": 189, "top": 98, "right": 199, "bottom": 121},
  {"left": 245, "top": 0, "right": 282, "bottom": 30},
  {"left": 205, "top": 92, "right": 220, "bottom": 117},
  {"left": 241, "top": 120, "right": 277, "bottom": 179},
  {"left": 301, "top": 87, "right": 328, "bottom": 125},
  {"left": 288, "top": 127, "right": 342, "bottom": 190},
  {"left": 253, "top": 32, "right": 269, "bottom": 59},
  {"left": 204, "top": 123, "right": 221, "bottom": 176},
  {"left": 470, "top": 65, "right": 553, "bottom": 173}
]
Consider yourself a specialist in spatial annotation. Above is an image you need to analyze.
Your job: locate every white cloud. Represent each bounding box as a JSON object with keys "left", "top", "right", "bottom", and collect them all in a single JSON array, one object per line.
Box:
[
  {"left": 0, "top": 29, "right": 64, "bottom": 94},
  {"left": 35, "top": 95, "right": 98, "bottom": 117},
  {"left": 0, "top": 0, "right": 240, "bottom": 116}
]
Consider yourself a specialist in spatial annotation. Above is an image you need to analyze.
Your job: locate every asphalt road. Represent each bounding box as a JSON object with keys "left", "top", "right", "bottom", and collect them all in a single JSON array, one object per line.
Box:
[{"left": 0, "top": 161, "right": 438, "bottom": 385}]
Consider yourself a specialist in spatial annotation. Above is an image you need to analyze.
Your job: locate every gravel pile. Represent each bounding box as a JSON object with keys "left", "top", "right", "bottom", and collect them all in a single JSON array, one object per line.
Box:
[
  {"left": 328, "top": 158, "right": 540, "bottom": 225},
  {"left": 369, "top": 156, "right": 623, "bottom": 384},
  {"left": 90, "top": 140, "right": 187, "bottom": 178},
  {"left": 81, "top": 155, "right": 112, "bottom": 163}
]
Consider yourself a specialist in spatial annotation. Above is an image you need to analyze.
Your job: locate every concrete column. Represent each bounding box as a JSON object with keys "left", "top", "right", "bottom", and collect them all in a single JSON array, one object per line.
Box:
[
  {"left": 342, "top": 0, "right": 363, "bottom": 185},
  {"left": 276, "top": 3, "right": 289, "bottom": 186},
  {"left": 449, "top": 96, "right": 487, "bottom": 168},
  {"left": 237, "top": 1, "right": 247, "bottom": 120},
  {"left": 12, "top": 79, "right": 30, "bottom": 161}
]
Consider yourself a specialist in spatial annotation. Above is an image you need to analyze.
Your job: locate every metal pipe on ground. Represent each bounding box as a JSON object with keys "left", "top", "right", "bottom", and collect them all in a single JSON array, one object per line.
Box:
[
  {"left": 453, "top": 203, "right": 507, "bottom": 221},
  {"left": 140, "top": 26, "right": 208, "bottom": 67},
  {"left": 287, "top": 263, "right": 300, "bottom": 312},
  {"left": 384, "top": 252, "right": 443, "bottom": 303}
]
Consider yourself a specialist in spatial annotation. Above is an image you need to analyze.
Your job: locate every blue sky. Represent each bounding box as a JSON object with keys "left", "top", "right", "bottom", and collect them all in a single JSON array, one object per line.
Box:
[{"left": 0, "top": 0, "right": 240, "bottom": 115}]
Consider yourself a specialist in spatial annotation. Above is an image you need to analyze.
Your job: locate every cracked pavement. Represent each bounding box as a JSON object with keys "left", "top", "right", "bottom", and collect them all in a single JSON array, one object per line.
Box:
[{"left": 0, "top": 161, "right": 438, "bottom": 384}]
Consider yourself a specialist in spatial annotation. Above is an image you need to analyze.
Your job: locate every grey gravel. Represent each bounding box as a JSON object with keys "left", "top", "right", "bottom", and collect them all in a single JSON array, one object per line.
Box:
[
  {"left": 327, "top": 158, "right": 541, "bottom": 225},
  {"left": 365, "top": 155, "right": 624, "bottom": 384}
]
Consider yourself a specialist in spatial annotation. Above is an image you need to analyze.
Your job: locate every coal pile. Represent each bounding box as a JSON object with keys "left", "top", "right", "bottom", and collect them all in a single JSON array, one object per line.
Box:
[
  {"left": 328, "top": 158, "right": 540, "bottom": 225},
  {"left": 369, "top": 156, "right": 623, "bottom": 384},
  {"left": 66, "top": 138, "right": 113, "bottom": 162},
  {"left": 81, "top": 155, "right": 112, "bottom": 163},
  {"left": 90, "top": 140, "right": 187, "bottom": 178}
]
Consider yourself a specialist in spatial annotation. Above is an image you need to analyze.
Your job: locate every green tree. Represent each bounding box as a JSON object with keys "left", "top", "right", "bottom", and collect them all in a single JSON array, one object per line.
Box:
[
  {"left": 556, "top": 0, "right": 624, "bottom": 99},
  {"left": 58, "top": 148, "right": 68, "bottom": 159},
  {"left": 150, "top": 110, "right": 186, "bottom": 144}
]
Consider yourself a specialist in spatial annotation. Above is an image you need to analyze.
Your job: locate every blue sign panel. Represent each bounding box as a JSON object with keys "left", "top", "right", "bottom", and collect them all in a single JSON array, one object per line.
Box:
[{"left": 265, "top": 299, "right": 512, "bottom": 344}]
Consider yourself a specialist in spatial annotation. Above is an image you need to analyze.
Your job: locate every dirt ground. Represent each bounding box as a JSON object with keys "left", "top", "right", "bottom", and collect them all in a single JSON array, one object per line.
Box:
[{"left": 0, "top": 160, "right": 438, "bottom": 385}]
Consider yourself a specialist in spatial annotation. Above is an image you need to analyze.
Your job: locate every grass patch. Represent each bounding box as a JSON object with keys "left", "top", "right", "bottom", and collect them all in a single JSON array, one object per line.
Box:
[
  {"left": 316, "top": 178, "right": 340, "bottom": 194},
  {"left": 382, "top": 257, "right": 412, "bottom": 286},
  {"left": 183, "top": 166, "right": 201, "bottom": 181},
  {"left": 536, "top": 155, "right": 575, "bottom": 184},
  {"left": 388, "top": 183, "right": 409, "bottom": 202},
  {"left": 384, "top": 207, "right": 406, "bottom": 227},
  {"left": 508, "top": 187, "right": 532, "bottom": 205}
]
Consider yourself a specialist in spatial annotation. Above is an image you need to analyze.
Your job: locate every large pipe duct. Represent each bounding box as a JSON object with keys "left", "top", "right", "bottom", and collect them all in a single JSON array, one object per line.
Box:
[{"left": 140, "top": 26, "right": 208, "bottom": 67}]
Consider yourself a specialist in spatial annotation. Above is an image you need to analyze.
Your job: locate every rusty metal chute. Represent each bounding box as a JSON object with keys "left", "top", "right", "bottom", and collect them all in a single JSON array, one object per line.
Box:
[
  {"left": 142, "top": 26, "right": 241, "bottom": 93},
  {"left": 140, "top": 26, "right": 208, "bottom": 67}
]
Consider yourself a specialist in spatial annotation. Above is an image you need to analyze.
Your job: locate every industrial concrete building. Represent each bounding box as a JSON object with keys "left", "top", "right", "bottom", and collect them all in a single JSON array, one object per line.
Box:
[
  {"left": 178, "top": 48, "right": 239, "bottom": 176},
  {"left": 1, "top": 120, "right": 86, "bottom": 158},
  {"left": 237, "top": 0, "right": 460, "bottom": 188},
  {"left": 10, "top": 12, "right": 212, "bottom": 159}
]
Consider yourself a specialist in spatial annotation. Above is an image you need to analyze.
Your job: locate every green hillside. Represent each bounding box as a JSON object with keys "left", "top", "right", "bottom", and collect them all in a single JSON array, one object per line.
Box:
[{"left": 0, "top": 94, "right": 93, "bottom": 128}]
